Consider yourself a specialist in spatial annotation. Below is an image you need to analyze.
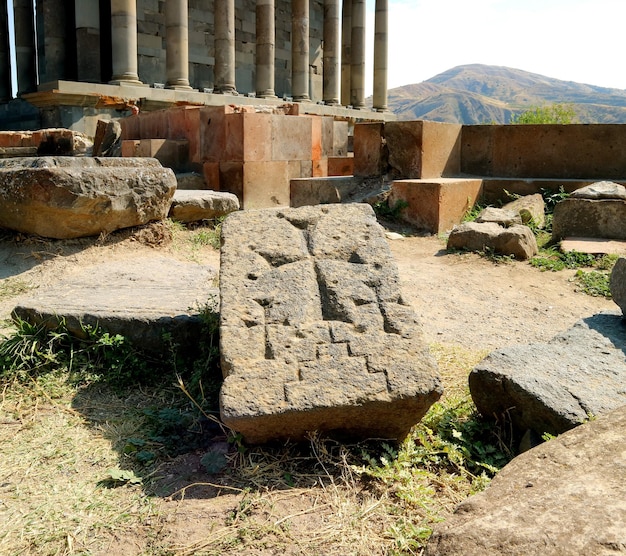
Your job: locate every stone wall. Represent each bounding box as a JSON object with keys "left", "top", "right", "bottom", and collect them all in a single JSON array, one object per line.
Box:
[{"left": 135, "top": 0, "right": 324, "bottom": 99}]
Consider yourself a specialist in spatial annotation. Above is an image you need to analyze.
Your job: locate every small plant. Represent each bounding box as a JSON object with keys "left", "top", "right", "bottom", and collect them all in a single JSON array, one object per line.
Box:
[
  {"left": 573, "top": 269, "right": 612, "bottom": 297},
  {"left": 373, "top": 199, "right": 409, "bottom": 221}
]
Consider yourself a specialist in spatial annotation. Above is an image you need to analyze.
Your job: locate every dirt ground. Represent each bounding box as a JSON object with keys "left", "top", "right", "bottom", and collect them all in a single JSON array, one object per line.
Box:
[{"left": 0, "top": 223, "right": 617, "bottom": 555}]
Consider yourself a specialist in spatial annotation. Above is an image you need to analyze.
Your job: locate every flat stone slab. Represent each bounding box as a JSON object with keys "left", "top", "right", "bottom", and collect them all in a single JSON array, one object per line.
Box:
[
  {"left": 469, "top": 312, "right": 626, "bottom": 437},
  {"left": 552, "top": 197, "right": 626, "bottom": 241},
  {"left": 425, "top": 405, "right": 626, "bottom": 556},
  {"left": 219, "top": 203, "right": 442, "bottom": 444},
  {"left": 168, "top": 189, "right": 239, "bottom": 223},
  {"left": 12, "top": 257, "right": 218, "bottom": 355},
  {"left": 561, "top": 236, "right": 626, "bottom": 255}
]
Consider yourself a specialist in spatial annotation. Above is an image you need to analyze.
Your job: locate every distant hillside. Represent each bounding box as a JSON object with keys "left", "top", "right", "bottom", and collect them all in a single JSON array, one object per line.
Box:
[{"left": 387, "top": 64, "right": 626, "bottom": 124}]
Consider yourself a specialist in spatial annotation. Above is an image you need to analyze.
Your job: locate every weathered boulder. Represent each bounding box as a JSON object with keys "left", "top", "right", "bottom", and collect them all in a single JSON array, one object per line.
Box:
[
  {"left": 469, "top": 312, "right": 626, "bottom": 437},
  {"left": 0, "top": 157, "right": 176, "bottom": 239},
  {"left": 447, "top": 221, "right": 538, "bottom": 260},
  {"left": 570, "top": 180, "right": 626, "bottom": 200},
  {"left": 552, "top": 181, "right": 626, "bottom": 241},
  {"left": 502, "top": 193, "right": 546, "bottom": 228},
  {"left": 168, "top": 190, "right": 239, "bottom": 223},
  {"left": 12, "top": 257, "right": 217, "bottom": 356},
  {"left": 219, "top": 203, "right": 442, "bottom": 444},
  {"left": 424, "top": 405, "right": 626, "bottom": 556},
  {"left": 475, "top": 207, "right": 522, "bottom": 227},
  {"left": 610, "top": 257, "right": 626, "bottom": 315}
]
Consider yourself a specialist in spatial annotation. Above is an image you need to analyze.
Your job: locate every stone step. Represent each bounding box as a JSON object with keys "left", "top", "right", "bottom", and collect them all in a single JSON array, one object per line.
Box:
[
  {"left": 560, "top": 237, "right": 626, "bottom": 255},
  {"left": 12, "top": 257, "right": 218, "bottom": 357}
]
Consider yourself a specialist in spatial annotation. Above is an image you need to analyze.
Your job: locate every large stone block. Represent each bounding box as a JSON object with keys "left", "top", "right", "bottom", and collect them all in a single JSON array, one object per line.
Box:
[
  {"left": 353, "top": 122, "right": 385, "bottom": 177},
  {"left": 223, "top": 112, "right": 273, "bottom": 162},
  {"left": 328, "top": 156, "right": 354, "bottom": 176},
  {"left": 552, "top": 194, "right": 626, "bottom": 241},
  {"left": 290, "top": 176, "right": 362, "bottom": 207},
  {"left": 388, "top": 178, "right": 483, "bottom": 234},
  {"left": 200, "top": 105, "right": 236, "bottom": 163},
  {"left": 385, "top": 120, "right": 462, "bottom": 179},
  {"left": 219, "top": 204, "right": 442, "bottom": 443},
  {"left": 167, "top": 106, "right": 202, "bottom": 166},
  {"left": 122, "top": 138, "right": 189, "bottom": 171},
  {"left": 425, "top": 405, "right": 626, "bottom": 556},
  {"left": 0, "top": 157, "right": 176, "bottom": 239},
  {"left": 271, "top": 115, "right": 313, "bottom": 161}
]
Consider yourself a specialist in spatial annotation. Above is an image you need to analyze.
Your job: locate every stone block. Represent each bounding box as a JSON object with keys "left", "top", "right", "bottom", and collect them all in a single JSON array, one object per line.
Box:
[
  {"left": 313, "top": 157, "right": 328, "bottom": 177},
  {"left": 271, "top": 115, "right": 313, "bottom": 161},
  {"left": 138, "top": 110, "right": 169, "bottom": 139},
  {"left": 385, "top": 120, "right": 462, "bottom": 179},
  {"left": 202, "top": 162, "right": 220, "bottom": 190},
  {"left": 218, "top": 161, "right": 244, "bottom": 203},
  {"left": 167, "top": 106, "right": 202, "bottom": 165},
  {"left": 242, "top": 160, "right": 291, "bottom": 209},
  {"left": 122, "top": 138, "right": 189, "bottom": 171},
  {"left": 552, "top": 198, "right": 626, "bottom": 241},
  {"left": 169, "top": 190, "right": 239, "bottom": 223},
  {"left": 120, "top": 114, "right": 141, "bottom": 140},
  {"left": 219, "top": 204, "right": 442, "bottom": 443},
  {"left": 388, "top": 178, "right": 483, "bottom": 234},
  {"left": 353, "top": 122, "right": 385, "bottom": 177},
  {"left": 332, "top": 120, "right": 349, "bottom": 156},
  {"left": 290, "top": 176, "right": 362, "bottom": 207},
  {"left": 200, "top": 105, "right": 235, "bottom": 163},
  {"left": 223, "top": 112, "right": 273, "bottom": 162},
  {"left": 328, "top": 156, "right": 354, "bottom": 176},
  {"left": 0, "top": 157, "right": 176, "bottom": 239}
]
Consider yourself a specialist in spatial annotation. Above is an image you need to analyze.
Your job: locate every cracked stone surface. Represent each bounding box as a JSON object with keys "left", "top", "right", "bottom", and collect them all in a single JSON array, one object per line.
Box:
[
  {"left": 219, "top": 204, "right": 442, "bottom": 443},
  {"left": 469, "top": 311, "right": 626, "bottom": 437}
]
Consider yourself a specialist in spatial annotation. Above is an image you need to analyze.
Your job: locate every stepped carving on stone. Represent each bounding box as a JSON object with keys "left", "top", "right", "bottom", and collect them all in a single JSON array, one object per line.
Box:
[
  {"left": 219, "top": 204, "right": 442, "bottom": 443},
  {"left": 0, "top": 157, "right": 176, "bottom": 239}
]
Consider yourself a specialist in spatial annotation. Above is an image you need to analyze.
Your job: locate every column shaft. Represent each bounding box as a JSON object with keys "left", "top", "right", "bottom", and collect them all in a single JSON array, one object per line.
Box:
[
  {"left": 350, "top": 0, "right": 365, "bottom": 108},
  {"left": 372, "top": 0, "right": 388, "bottom": 110},
  {"left": 110, "top": 0, "right": 142, "bottom": 84},
  {"left": 0, "top": 0, "right": 11, "bottom": 100},
  {"left": 340, "top": 0, "right": 351, "bottom": 106},
  {"left": 256, "top": 0, "right": 276, "bottom": 97},
  {"left": 75, "top": 0, "right": 101, "bottom": 82},
  {"left": 323, "top": 0, "right": 340, "bottom": 104},
  {"left": 166, "top": 0, "right": 192, "bottom": 89},
  {"left": 291, "top": 0, "right": 310, "bottom": 101},
  {"left": 13, "top": 0, "right": 37, "bottom": 95},
  {"left": 214, "top": 0, "right": 236, "bottom": 94}
]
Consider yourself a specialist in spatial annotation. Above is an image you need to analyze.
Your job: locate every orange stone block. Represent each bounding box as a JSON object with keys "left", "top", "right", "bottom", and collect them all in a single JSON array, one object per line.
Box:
[
  {"left": 167, "top": 106, "right": 202, "bottom": 165},
  {"left": 138, "top": 110, "right": 169, "bottom": 139},
  {"left": 200, "top": 105, "right": 235, "bottom": 163},
  {"left": 388, "top": 178, "right": 483, "bottom": 234},
  {"left": 328, "top": 156, "right": 354, "bottom": 176},
  {"left": 271, "top": 115, "right": 313, "bottom": 161},
  {"left": 120, "top": 114, "right": 140, "bottom": 140},
  {"left": 223, "top": 112, "right": 273, "bottom": 162},
  {"left": 353, "top": 122, "right": 385, "bottom": 177},
  {"left": 203, "top": 162, "right": 220, "bottom": 190}
]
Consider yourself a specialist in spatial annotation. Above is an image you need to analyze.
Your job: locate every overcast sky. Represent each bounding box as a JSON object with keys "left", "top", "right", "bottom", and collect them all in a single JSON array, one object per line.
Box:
[{"left": 365, "top": 0, "right": 626, "bottom": 94}]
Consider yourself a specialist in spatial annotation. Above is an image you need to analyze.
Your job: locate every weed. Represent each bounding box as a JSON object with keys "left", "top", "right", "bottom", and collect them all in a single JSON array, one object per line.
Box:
[
  {"left": 573, "top": 269, "right": 612, "bottom": 297},
  {"left": 373, "top": 199, "right": 409, "bottom": 221},
  {"left": 462, "top": 201, "right": 488, "bottom": 223}
]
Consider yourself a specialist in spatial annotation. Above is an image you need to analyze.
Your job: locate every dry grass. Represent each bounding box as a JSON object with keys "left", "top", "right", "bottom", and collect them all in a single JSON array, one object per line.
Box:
[{"left": 0, "top": 223, "right": 503, "bottom": 555}]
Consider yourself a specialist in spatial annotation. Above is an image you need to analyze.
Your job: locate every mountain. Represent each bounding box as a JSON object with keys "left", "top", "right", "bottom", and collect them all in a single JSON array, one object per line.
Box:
[{"left": 388, "top": 64, "right": 626, "bottom": 124}]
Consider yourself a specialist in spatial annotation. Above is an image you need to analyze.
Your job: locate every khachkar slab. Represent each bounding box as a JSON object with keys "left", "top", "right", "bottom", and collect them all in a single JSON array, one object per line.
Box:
[
  {"left": 219, "top": 204, "right": 442, "bottom": 444},
  {"left": 0, "top": 157, "right": 176, "bottom": 239}
]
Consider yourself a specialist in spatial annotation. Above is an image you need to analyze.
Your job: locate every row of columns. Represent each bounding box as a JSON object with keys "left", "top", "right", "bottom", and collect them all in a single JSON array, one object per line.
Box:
[{"left": 4, "top": 0, "right": 388, "bottom": 110}]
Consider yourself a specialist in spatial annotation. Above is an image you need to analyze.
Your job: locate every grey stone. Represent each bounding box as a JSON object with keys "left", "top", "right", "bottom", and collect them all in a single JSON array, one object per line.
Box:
[
  {"left": 552, "top": 198, "right": 626, "bottom": 241},
  {"left": 447, "top": 221, "right": 538, "bottom": 260},
  {"left": 425, "top": 405, "right": 626, "bottom": 556},
  {"left": 168, "top": 190, "right": 239, "bottom": 223},
  {"left": 570, "top": 180, "right": 626, "bottom": 199},
  {"left": 92, "top": 119, "right": 122, "bottom": 157},
  {"left": 610, "top": 257, "right": 626, "bottom": 315},
  {"left": 0, "top": 156, "right": 176, "bottom": 239},
  {"left": 502, "top": 193, "right": 546, "bottom": 228},
  {"left": 12, "top": 256, "right": 218, "bottom": 356},
  {"left": 469, "top": 312, "right": 626, "bottom": 437},
  {"left": 475, "top": 207, "right": 522, "bottom": 227},
  {"left": 219, "top": 203, "right": 442, "bottom": 444},
  {"left": 175, "top": 172, "right": 207, "bottom": 190}
]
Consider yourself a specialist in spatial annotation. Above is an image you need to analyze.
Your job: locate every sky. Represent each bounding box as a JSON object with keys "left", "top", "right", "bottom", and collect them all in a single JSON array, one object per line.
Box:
[{"left": 365, "top": 0, "right": 626, "bottom": 95}]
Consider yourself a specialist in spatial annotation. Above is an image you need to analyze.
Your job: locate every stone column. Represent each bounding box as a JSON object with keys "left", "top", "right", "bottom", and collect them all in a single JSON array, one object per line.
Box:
[
  {"left": 340, "top": 0, "right": 351, "bottom": 106},
  {"left": 109, "top": 0, "right": 142, "bottom": 85},
  {"left": 37, "top": 0, "right": 75, "bottom": 84},
  {"left": 350, "top": 0, "right": 366, "bottom": 108},
  {"left": 291, "top": 0, "right": 310, "bottom": 101},
  {"left": 372, "top": 0, "right": 388, "bottom": 111},
  {"left": 166, "top": 0, "right": 192, "bottom": 89},
  {"left": 0, "top": 0, "right": 11, "bottom": 101},
  {"left": 214, "top": 0, "right": 236, "bottom": 94},
  {"left": 256, "top": 0, "right": 276, "bottom": 98},
  {"left": 13, "top": 0, "right": 37, "bottom": 95},
  {"left": 75, "top": 0, "right": 101, "bottom": 83},
  {"left": 322, "top": 0, "right": 340, "bottom": 105}
]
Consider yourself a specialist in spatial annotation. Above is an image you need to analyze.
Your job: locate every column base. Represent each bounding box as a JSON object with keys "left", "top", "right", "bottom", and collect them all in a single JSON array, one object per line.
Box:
[
  {"left": 166, "top": 84, "right": 194, "bottom": 91},
  {"left": 214, "top": 86, "right": 238, "bottom": 95},
  {"left": 293, "top": 95, "right": 311, "bottom": 102},
  {"left": 109, "top": 79, "right": 147, "bottom": 87},
  {"left": 257, "top": 90, "right": 278, "bottom": 99}
]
